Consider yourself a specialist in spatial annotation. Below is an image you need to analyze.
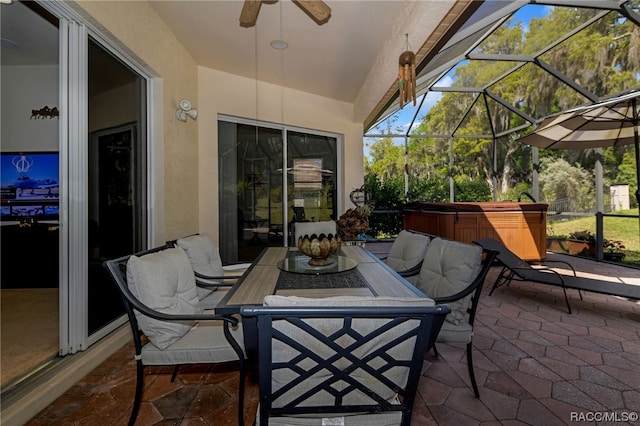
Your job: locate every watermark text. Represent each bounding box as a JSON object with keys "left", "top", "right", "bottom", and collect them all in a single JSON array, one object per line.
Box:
[{"left": 570, "top": 411, "right": 639, "bottom": 422}]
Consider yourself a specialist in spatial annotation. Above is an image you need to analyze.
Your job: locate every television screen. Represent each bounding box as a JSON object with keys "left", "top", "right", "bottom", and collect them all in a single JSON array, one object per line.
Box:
[{"left": 1, "top": 152, "right": 59, "bottom": 221}]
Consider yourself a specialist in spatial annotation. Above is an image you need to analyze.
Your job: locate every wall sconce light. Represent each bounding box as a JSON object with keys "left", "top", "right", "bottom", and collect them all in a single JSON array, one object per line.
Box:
[{"left": 176, "top": 99, "right": 198, "bottom": 122}]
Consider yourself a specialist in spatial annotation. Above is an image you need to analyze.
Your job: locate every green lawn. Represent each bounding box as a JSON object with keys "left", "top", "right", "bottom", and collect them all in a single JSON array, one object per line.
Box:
[{"left": 548, "top": 208, "right": 639, "bottom": 266}]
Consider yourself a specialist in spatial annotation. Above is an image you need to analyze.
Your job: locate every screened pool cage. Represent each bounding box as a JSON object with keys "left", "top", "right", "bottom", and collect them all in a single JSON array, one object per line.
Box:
[{"left": 364, "top": 0, "right": 640, "bottom": 209}]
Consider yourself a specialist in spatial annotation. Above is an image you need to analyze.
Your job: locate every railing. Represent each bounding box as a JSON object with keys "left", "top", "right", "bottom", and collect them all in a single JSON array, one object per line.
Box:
[
  {"left": 368, "top": 209, "right": 403, "bottom": 238},
  {"left": 545, "top": 197, "right": 612, "bottom": 215},
  {"left": 595, "top": 212, "right": 639, "bottom": 262}
]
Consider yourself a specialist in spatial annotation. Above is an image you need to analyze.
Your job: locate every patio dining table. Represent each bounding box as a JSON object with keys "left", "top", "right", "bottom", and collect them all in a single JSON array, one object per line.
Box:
[{"left": 215, "top": 245, "right": 427, "bottom": 356}]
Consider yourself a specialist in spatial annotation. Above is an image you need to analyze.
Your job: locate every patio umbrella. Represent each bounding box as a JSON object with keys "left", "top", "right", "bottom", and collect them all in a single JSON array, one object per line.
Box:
[{"left": 517, "top": 90, "right": 639, "bottom": 222}]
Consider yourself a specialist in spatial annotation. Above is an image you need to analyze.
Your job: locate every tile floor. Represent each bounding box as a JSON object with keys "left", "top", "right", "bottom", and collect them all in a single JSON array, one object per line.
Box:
[{"left": 25, "top": 254, "right": 640, "bottom": 425}]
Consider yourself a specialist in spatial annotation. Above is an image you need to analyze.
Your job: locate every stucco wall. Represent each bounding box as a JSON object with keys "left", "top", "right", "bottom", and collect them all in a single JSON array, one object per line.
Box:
[
  {"left": 75, "top": 0, "right": 199, "bottom": 243},
  {"left": 73, "top": 1, "right": 364, "bottom": 245},
  {"left": 197, "top": 66, "right": 364, "bottom": 243}
]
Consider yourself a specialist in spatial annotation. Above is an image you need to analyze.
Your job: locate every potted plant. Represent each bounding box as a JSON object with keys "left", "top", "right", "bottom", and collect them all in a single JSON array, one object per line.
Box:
[
  {"left": 603, "top": 239, "right": 626, "bottom": 262},
  {"left": 567, "top": 230, "right": 596, "bottom": 257},
  {"left": 337, "top": 204, "right": 372, "bottom": 242},
  {"left": 546, "top": 234, "right": 569, "bottom": 253}
]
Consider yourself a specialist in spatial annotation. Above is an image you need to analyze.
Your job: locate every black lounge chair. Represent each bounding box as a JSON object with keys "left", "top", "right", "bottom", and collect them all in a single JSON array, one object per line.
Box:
[{"left": 475, "top": 238, "right": 640, "bottom": 314}]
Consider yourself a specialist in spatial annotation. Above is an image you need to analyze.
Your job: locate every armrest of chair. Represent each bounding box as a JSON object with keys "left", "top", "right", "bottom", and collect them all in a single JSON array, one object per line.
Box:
[
  {"left": 104, "top": 259, "right": 239, "bottom": 325},
  {"left": 396, "top": 261, "right": 424, "bottom": 278},
  {"left": 194, "top": 275, "right": 236, "bottom": 290},
  {"left": 104, "top": 253, "right": 238, "bottom": 322},
  {"left": 539, "top": 260, "right": 577, "bottom": 276},
  {"left": 510, "top": 265, "right": 568, "bottom": 286},
  {"left": 223, "top": 262, "right": 252, "bottom": 269},
  {"left": 195, "top": 271, "right": 241, "bottom": 281},
  {"left": 194, "top": 263, "right": 250, "bottom": 288}
]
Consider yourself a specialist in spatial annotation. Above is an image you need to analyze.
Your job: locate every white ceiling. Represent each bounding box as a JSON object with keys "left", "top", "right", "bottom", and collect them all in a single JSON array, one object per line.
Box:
[
  {"left": 149, "top": 0, "right": 458, "bottom": 118},
  {"left": 1, "top": 0, "right": 459, "bottom": 123},
  {"left": 152, "top": 1, "right": 399, "bottom": 102}
]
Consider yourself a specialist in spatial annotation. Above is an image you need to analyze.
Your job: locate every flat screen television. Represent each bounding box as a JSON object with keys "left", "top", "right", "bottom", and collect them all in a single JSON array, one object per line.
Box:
[{"left": 1, "top": 151, "right": 59, "bottom": 221}]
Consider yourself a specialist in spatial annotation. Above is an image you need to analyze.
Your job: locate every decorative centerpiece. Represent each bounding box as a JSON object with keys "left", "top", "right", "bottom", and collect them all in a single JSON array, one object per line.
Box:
[
  {"left": 337, "top": 205, "right": 371, "bottom": 241},
  {"left": 297, "top": 233, "right": 341, "bottom": 266}
]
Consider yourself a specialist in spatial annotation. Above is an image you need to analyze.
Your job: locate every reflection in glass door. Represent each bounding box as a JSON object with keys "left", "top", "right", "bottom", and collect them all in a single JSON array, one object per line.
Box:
[
  {"left": 286, "top": 131, "right": 337, "bottom": 246},
  {"left": 87, "top": 38, "right": 146, "bottom": 335},
  {"left": 218, "top": 120, "right": 338, "bottom": 262}
]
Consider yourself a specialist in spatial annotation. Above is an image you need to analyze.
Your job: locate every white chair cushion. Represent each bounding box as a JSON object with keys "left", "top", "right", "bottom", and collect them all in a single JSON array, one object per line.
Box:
[
  {"left": 436, "top": 320, "right": 473, "bottom": 344},
  {"left": 141, "top": 320, "right": 245, "bottom": 365},
  {"left": 384, "top": 230, "right": 430, "bottom": 272},
  {"left": 176, "top": 233, "right": 225, "bottom": 277},
  {"left": 127, "top": 247, "right": 202, "bottom": 350},
  {"left": 176, "top": 233, "right": 225, "bottom": 300},
  {"left": 412, "top": 238, "right": 481, "bottom": 326},
  {"left": 262, "top": 295, "right": 435, "bottom": 408},
  {"left": 294, "top": 221, "right": 337, "bottom": 243}
]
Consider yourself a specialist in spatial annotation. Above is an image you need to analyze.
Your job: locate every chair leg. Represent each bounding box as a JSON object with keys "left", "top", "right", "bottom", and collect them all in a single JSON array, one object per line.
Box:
[
  {"left": 223, "top": 321, "right": 246, "bottom": 426},
  {"left": 466, "top": 342, "right": 480, "bottom": 398},
  {"left": 238, "top": 355, "right": 246, "bottom": 426},
  {"left": 489, "top": 267, "right": 513, "bottom": 295},
  {"left": 129, "top": 360, "right": 144, "bottom": 426},
  {"left": 170, "top": 365, "right": 180, "bottom": 382},
  {"left": 432, "top": 343, "right": 439, "bottom": 358},
  {"left": 561, "top": 286, "right": 572, "bottom": 314}
]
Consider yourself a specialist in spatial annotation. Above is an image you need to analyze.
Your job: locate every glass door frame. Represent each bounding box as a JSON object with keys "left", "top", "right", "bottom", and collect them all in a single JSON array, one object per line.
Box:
[
  {"left": 218, "top": 115, "right": 343, "bottom": 255},
  {"left": 41, "top": 0, "right": 155, "bottom": 354}
]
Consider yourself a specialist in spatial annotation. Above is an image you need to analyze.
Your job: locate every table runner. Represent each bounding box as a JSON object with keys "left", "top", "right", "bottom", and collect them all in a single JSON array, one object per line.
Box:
[{"left": 276, "top": 268, "right": 368, "bottom": 290}]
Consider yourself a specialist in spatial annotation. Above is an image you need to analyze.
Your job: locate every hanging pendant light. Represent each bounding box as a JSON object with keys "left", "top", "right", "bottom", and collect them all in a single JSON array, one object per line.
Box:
[{"left": 398, "top": 34, "right": 416, "bottom": 109}]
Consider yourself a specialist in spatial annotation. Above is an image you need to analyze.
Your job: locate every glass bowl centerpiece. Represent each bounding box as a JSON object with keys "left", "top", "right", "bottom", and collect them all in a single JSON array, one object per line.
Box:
[{"left": 297, "top": 233, "right": 342, "bottom": 266}]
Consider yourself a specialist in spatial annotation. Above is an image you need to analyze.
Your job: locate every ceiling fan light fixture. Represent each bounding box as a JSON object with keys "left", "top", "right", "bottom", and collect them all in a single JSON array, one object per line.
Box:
[
  {"left": 270, "top": 39, "right": 288, "bottom": 50},
  {"left": 239, "top": 0, "right": 330, "bottom": 27}
]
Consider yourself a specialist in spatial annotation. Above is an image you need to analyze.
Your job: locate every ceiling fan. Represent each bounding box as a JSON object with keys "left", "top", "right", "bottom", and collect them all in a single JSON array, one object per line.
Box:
[{"left": 240, "top": 0, "right": 331, "bottom": 28}]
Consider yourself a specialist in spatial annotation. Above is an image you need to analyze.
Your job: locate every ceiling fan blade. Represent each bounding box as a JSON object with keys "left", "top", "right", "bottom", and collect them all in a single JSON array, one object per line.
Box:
[
  {"left": 293, "top": 0, "right": 331, "bottom": 25},
  {"left": 239, "top": 0, "right": 263, "bottom": 28}
]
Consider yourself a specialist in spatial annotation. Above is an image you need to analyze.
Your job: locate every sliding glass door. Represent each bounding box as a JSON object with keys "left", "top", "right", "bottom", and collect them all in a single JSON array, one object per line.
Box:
[
  {"left": 0, "top": 0, "right": 150, "bottom": 389},
  {"left": 87, "top": 38, "right": 147, "bottom": 336},
  {"left": 218, "top": 118, "right": 338, "bottom": 262},
  {"left": 0, "top": 0, "right": 61, "bottom": 387}
]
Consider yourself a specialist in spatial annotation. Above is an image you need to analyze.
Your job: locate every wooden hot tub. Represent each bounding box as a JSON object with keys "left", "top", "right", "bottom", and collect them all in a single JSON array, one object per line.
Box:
[{"left": 403, "top": 202, "right": 548, "bottom": 261}]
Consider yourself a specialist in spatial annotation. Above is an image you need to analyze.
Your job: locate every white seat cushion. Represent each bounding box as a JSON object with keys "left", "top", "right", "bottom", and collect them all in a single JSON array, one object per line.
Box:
[
  {"left": 384, "top": 230, "right": 430, "bottom": 272},
  {"left": 410, "top": 238, "right": 481, "bottom": 326},
  {"left": 435, "top": 319, "right": 473, "bottom": 344},
  {"left": 141, "top": 320, "right": 245, "bottom": 365},
  {"left": 126, "top": 247, "right": 202, "bottom": 350}
]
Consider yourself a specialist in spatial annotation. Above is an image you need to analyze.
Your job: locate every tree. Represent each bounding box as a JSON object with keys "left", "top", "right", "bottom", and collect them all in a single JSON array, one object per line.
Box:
[
  {"left": 539, "top": 158, "right": 594, "bottom": 211},
  {"left": 366, "top": 4, "right": 640, "bottom": 207},
  {"left": 615, "top": 149, "right": 639, "bottom": 208},
  {"left": 366, "top": 137, "right": 404, "bottom": 181}
]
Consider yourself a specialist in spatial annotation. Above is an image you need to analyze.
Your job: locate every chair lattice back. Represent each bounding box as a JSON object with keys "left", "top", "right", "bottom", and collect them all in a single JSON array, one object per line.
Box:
[{"left": 242, "top": 305, "right": 449, "bottom": 426}]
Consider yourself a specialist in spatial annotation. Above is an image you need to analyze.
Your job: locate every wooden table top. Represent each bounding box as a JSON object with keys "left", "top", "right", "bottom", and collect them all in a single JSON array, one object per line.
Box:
[{"left": 214, "top": 245, "right": 426, "bottom": 315}]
